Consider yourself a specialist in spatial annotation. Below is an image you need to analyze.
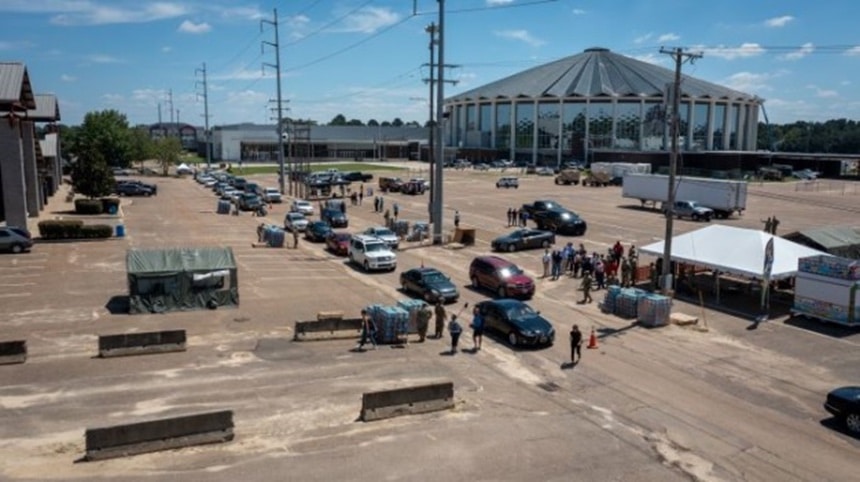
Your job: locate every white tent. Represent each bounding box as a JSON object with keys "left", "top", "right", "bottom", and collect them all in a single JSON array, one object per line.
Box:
[
  {"left": 640, "top": 224, "right": 828, "bottom": 280},
  {"left": 176, "top": 163, "right": 193, "bottom": 174}
]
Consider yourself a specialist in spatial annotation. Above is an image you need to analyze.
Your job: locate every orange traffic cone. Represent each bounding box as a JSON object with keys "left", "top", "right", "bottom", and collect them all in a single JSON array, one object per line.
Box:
[{"left": 586, "top": 327, "right": 599, "bottom": 349}]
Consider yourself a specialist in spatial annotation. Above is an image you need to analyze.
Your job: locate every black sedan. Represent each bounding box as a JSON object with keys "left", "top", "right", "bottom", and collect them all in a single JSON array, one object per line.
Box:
[
  {"left": 825, "top": 386, "right": 860, "bottom": 434},
  {"left": 533, "top": 209, "right": 587, "bottom": 236},
  {"left": 304, "top": 221, "right": 332, "bottom": 242},
  {"left": 475, "top": 299, "right": 555, "bottom": 347},
  {"left": 400, "top": 267, "right": 460, "bottom": 304},
  {"left": 322, "top": 208, "right": 348, "bottom": 228},
  {"left": 491, "top": 229, "right": 555, "bottom": 252}
]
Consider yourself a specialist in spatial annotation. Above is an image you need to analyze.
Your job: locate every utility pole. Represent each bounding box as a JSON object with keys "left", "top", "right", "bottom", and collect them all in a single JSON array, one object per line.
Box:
[
  {"left": 424, "top": 22, "right": 437, "bottom": 223},
  {"left": 157, "top": 103, "right": 162, "bottom": 125},
  {"left": 196, "top": 62, "right": 212, "bottom": 169},
  {"left": 659, "top": 47, "right": 702, "bottom": 295},
  {"left": 262, "top": 8, "right": 286, "bottom": 196},
  {"left": 168, "top": 89, "right": 175, "bottom": 125},
  {"left": 431, "top": 1, "right": 458, "bottom": 244}
]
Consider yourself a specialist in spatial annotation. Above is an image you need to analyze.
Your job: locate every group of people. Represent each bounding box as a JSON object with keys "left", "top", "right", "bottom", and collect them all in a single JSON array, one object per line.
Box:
[
  {"left": 537, "top": 241, "right": 638, "bottom": 304},
  {"left": 356, "top": 302, "right": 484, "bottom": 354},
  {"left": 506, "top": 207, "right": 529, "bottom": 227},
  {"left": 348, "top": 185, "right": 365, "bottom": 206},
  {"left": 762, "top": 215, "right": 781, "bottom": 235}
]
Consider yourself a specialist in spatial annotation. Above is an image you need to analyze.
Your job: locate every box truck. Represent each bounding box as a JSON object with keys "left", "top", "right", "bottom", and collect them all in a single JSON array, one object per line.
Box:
[
  {"left": 622, "top": 173, "right": 748, "bottom": 219},
  {"left": 792, "top": 255, "right": 860, "bottom": 327}
]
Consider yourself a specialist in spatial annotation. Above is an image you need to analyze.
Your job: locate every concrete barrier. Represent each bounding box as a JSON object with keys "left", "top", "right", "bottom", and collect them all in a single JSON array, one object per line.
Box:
[
  {"left": 361, "top": 382, "right": 454, "bottom": 422},
  {"left": 0, "top": 340, "right": 27, "bottom": 365},
  {"left": 98, "top": 330, "right": 187, "bottom": 358},
  {"left": 84, "top": 410, "right": 234, "bottom": 461},
  {"left": 293, "top": 318, "right": 362, "bottom": 341}
]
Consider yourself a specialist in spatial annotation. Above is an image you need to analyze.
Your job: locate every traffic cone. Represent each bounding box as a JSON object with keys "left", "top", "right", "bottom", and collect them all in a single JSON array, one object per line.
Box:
[{"left": 586, "top": 327, "right": 599, "bottom": 349}]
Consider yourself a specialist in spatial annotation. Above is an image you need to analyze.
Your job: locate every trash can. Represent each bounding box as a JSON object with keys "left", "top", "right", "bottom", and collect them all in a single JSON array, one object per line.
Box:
[
  {"left": 115, "top": 224, "right": 125, "bottom": 237},
  {"left": 108, "top": 204, "right": 118, "bottom": 215}
]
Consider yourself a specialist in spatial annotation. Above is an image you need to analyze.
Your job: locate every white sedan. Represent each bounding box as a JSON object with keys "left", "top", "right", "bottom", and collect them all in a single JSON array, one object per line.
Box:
[
  {"left": 291, "top": 199, "right": 314, "bottom": 216},
  {"left": 284, "top": 212, "right": 309, "bottom": 232}
]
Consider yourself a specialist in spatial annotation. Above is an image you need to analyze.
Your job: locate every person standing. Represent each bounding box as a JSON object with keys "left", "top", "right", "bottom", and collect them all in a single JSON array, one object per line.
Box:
[
  {"left": 448, "top": 314, "right": 463, "bottom": 354},
  {"left": 551, "top": 249, "right": 562, "bottom": 281},
  {"left": 393, "top": 202, "right": 400, "bottom": 220},
  {"left": 292, "top": 226, "right": 300, "bottom": 249},
  {"left": 357, "top": 309, "right": 377, "bottom": 351},
  {"left": 595, "top": 257, "right": 605, "bottom": 290},
  {"left": 762, "top": 216, "right": 773, "bottom": 233},
  {"left": 580, "top": 272, "right": 593, "bottom": 304},
  {"left": 434, "top": 301, "right": 447, "bottom": 339},
  {"left": 771, "top": 216, "right": 780, "bottom": 235},
  {"left": 471, "top": 306, "right": 484, "bottom": 351},
  {"left": 416, "top": 303, "right": 432, "bottom": 343},
  {"left": 621, "top": 257, "right": 632, "bottom": 288},
  {"left": 383, "top": 209, "right": 391, "bottom": 227},
  {"left": 454, "top": 210, "right": 461, "bottom": 228},
  {"left": 506, "top": 207, "right": 513, "bottom": 226},
  {"left": 379, "top": 196, "right": 385, "bottom": 213},
  {"left": 569, "top": 324, "right": 583, "bottom": 364},
  {"left": 542, "top": 248, "right": 551, "bottom": 278}
]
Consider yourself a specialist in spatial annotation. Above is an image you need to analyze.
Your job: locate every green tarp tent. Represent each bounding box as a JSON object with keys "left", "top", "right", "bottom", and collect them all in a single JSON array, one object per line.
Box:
[
  {"left": 783, "top": 226, "right": 860, "bottom": 260},
  {"left": 126, "top": 247, "right": 239, "bottom": 314}
]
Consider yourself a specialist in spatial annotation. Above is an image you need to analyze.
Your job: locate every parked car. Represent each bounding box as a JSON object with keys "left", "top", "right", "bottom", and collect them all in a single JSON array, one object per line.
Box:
[
  {"left": 291, "top": 199, "right": 314, "bottom": 216},
  {"left": 0, "top": 226, "right": 33, "bottom": 254},
  {"left": 400, "top": 180, "right": 426, "bottom": 195},
  {"left": 469, "top": 255, "right": 535, "bottom": 299},
  {"left": 304, "top": 221, "right": 332, "bottom": 241},
  {"left": 379, "top": 177, "right": 404, "bottom": 192},
  {"left": 284, "top": 212, "right": 310, "bottom": 232},
  {"left": 536, "top": 166, "right": 555, "bottom": 176},
  {"left": 326, "top": 231, "right": 352, "bottom": 256},
  {"left": 221, "top": 188, "right": 239, "bottom": 201},
  {"left": 532, "top": 209, "right": 587, "bottom": 236},
  {"left": 363, "top": 226, "right": 399, "bottom": 249},
  {"left": 322, "top": 208, "right": 348, "bottom": 228},
  {"left": 824, "top": 386, "right": 860, "bottom": 434},
  {"left": 491, "top": 229, "right": 555, "bottom": 252},
  {"left": 400, "top": 267, "right": 460, "bottom": 304},
  {"left": 664, "top": 200, "right": 713, "bottom": 222},
  {"left": 261, "top": 187, "right": 282, "bottom": 203},
  {"left": 496, "top": 177, "right": 519, "bottom": 189},
  {"left": 348, "top": 234, "right": 397, "bottom": 272},
  {"left": 238, "top": 192, "right": 263, "bottom": 211},
  {"left": 116, "top": 183, "right": 153, "bottom": 196},
  {"left": 341, "top": 171, "right": 374, "bottom": 182},
  {"left": 475, "top": 299, "right": 555, "bottom": 347}
]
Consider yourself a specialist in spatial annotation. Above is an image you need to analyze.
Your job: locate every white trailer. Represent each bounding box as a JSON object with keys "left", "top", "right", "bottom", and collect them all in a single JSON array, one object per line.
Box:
[
  {"left": 792, "top": 255, "right": 860, "bottom": 327},
  {"left": 622, "top": 173, "right": 748, "bottom": 219}
]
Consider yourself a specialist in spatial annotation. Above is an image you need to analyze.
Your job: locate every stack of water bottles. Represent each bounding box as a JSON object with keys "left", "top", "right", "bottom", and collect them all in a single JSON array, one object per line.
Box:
[
  {"left": 262, "top": 225, "right": 285, "bottom": 248},
  {"left": 365, "top": 304, "right": 410, "bottom": 344},
  {"left": 601, "top": 286, "right": 622, "bottom": 314},
  {"left": 614, "top": 287, "right": 647, "bottom": 319},
  {"left": 217, "top": 199, "right": 232, "bottom": 215},
  {"left": 396, "top": 299, "right": 427, "bottom": 334},
  {"left": 637, "top": 294, "right": 672, "bottom": 327}
]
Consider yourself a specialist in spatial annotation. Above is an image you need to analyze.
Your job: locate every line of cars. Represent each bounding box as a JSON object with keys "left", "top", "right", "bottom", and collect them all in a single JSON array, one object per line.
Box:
[{"left": 197, "top": 171, "right": 282, "bottom": 211}]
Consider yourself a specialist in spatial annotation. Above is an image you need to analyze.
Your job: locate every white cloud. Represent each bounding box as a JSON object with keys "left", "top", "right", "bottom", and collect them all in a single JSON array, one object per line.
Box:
[
  {"left": 806, "top": 85, "right": 838, "bottom": 98},
  {"left": 60, "top": 74, "right": 76, "bottom": 82},
  {"left": 657, "top": 33, "right": 680, "bottom": 42},
  {"left": 495, "top": 29, "right": 545, "bottom": 47},
  {"left": 632, "top": 53, "right": 668, "bottom": 66},
  {"left": 178, "top": 20, "right": 211, "bottom": 34},
  {"left": 840, "top": 80, "right": 851, "bottom": 86},
  {"left": 695, "top": 43, "right": 765, "bottom": 60},
  {"left": 722, "top": 72, "right": 775, "bottom": 93},
  {"left": 162, "top": 46, "right": 172, "bottom": 53},
  {"left": 213, "top": 6, "right": 265, "bottom": 20},
  {"left": 572, "top": 9, "right": 586, "bottom": 15},
  {"left": 845, "top": 46, "right": 860, "bottom": 56},
  {"left": 780, "top": 42, "right": 813, "bottom": 61},
  {"left": 101, "top": 93, "right": 124, "bottom": 104},
  {"left": 49, "top": 2, "right": 190, "bottom": 26},
  {"left": 338, "top": 6, "right": 399, "bottom": 34},
  {"left": 131, "top": 88, "right": 168, "bottom": 103},
  {"left": 487, "top": 0, "right": 515, "bottom": 5},
  {"left": 634, "top": 33, "right": 652, "bottom": 44},
  {"left": 0, "top": 40, "right": 34, "bottom": 50},
  {"left": 85, "top": 54, "right": 123, "bottom": 64},
  {"left": 764, "top": 15, "right": 794, "bottom": 28},
  {"left": 212, "top": 67, "right": 275, "bottom": 81}
]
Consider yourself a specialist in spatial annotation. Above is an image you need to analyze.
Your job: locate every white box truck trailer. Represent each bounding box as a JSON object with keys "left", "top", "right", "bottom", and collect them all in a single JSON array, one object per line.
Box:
[
  {"left": 622, "top": 173, "right": 748, "bottom": 219},
  {"left": 792, "top": 255, "right": 860, "bottom": 327}
]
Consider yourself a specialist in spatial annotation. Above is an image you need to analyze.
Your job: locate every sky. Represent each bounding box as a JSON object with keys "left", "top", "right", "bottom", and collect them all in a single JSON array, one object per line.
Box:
[{"left": 2, "top": 0, "right": 860, "bottom": 128}]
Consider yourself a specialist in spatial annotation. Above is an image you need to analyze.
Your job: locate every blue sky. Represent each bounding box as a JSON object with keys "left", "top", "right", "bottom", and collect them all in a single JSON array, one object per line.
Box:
[{"left": 2, "top": 0, "right": 860, "bottom": 127}]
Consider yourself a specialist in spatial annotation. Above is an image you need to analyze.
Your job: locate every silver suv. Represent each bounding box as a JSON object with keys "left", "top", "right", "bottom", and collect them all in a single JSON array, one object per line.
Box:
[
  {"left": 0, "top": 226, "right": 33, "bottom": 253},
  {"left": 348, "top": 234, "right": 397, "bottom": 272}
]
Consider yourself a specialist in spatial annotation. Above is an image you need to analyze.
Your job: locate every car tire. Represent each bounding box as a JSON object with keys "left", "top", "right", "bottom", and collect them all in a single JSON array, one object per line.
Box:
[
  {"left": 507, "top": 244, "right": 516, "bottom": 253},
  {"left": 11, "top": 244, "right": 23, "bottom": 254},
  {"left": 471, "top": 276, "right": 481, "bottom": 289},
  {"left": 846, "top": 413, "right": 860, "bottom": 433},
  {"left": 507, "top": 332, "right": 518, "bottom": 346},
  {"left": 497, "top": 286, "right": 507, "bottom": 298},
  {"left": 541, "top": 239, "right": 550, "bottom": 248}
]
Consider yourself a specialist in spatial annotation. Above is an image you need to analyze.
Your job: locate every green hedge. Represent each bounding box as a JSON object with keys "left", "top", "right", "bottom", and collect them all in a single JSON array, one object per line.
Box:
[
  {"left": 38, "top": 220, "right": 113, "bottom": 239},
  {"left": 74, "top": 199, "right": 104, "bottom": 215}
]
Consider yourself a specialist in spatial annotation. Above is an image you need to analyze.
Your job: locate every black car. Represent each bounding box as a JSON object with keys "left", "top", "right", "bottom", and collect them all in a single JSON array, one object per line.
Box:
[
  {"left": 304, "top": 221, "right": 332, "bottom": 242},
  {"left": 400, "top": 267, "right": 460, "bottom": 304},
  {"left": 533, "top": 209, "right": 587, "bottom": 235},
  {"left": 491, "top": 229, "right": 555, "bottom": 252},
  {"left": 116, "top": 182, "right": 153, "bottom": 196},
  {"left": 238, "top": 193, "right": 263, "bottom": 211},
  {"left": 341, "top": 171, "right": 374, "bottom": 182},
  {"left": 322, "top": 208, "right": 348, "bottom": 228},
  {"left": 825, "top": 386, "right": 860, "bottom": 434},
  {"left": 475, "top": 299, "right": 555, "bottom": 347}
]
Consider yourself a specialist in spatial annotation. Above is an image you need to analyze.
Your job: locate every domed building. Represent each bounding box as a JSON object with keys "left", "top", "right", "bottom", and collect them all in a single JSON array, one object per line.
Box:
[{"left": 444, "top": 47, "right": 762, "bottom": 165}]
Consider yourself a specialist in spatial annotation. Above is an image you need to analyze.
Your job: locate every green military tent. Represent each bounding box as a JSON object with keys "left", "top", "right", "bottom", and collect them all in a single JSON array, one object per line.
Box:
[
  {"left": 783, "top": 226, "right": 860, "bottom": 260},
  {"left": 126, "top": 247, "right": 239, "bottom": 314}
]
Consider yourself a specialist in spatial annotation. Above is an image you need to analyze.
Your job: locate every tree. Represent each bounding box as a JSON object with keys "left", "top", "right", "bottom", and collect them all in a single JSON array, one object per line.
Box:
[
  {"left": 151, "top": 137, "right": 183, "bottom": 176},
  {"left": 69, "top": 110, "right": 134, "bottom": 167},
  {"left": 70, "top": 145, "right": 114, "bottom": 198},
  {"left": 128, "top": 127, "right": 154, "bottom": 170},
  {"left": 367, "top": 119, "right": 379, "bottom": 126},
  {"left": 329, "top": 114, "right": 347, "bottom": 126},
  {"left": 347, "top": 118, "right": 364, "bottom": 126},
  {"left": 391, "top": 117, "right": 404, "bottom": 127}
]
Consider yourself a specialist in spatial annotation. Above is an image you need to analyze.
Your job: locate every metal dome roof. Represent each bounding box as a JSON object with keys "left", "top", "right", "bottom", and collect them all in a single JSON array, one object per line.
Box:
[{"left": 447, "top": 47, "right": 758, "bottom": 103}]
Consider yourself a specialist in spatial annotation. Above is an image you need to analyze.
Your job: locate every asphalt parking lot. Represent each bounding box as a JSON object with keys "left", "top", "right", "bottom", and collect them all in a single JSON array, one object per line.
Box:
[{"left": 1, "top": 165, "right": 858, "bottom": 481}]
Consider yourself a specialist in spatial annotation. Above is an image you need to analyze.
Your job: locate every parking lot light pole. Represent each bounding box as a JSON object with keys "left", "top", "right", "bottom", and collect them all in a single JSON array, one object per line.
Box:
[{"left": 432, "top": 0, "right": 446, "bottom": 245}]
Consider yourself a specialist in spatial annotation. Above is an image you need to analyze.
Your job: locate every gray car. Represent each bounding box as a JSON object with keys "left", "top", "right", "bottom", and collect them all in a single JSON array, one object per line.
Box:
[{"left": 0, "top": 226, "right": 33, "bottom": 253}]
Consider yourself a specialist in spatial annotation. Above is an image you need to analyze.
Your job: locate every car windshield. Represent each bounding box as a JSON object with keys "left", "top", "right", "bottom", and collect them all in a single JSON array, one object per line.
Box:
[
  {"left": 504, "top": 303, "right": 537, "bottom": 319},
  {"left": 296, "top": 201, "right": 309, "bottom": 207},
  {"left": 423, "top": 271, "right": 448, "bottom": 283},
  {"left": 288, "top": 213, "right": 305, "bottom": 220},
  {"left": 375, "top": 228, "right": 395, "bottom": 236},
  {"left": 498, "top": 266, "right": 523, "bottom": 278},
  {"left": 334, "top": 233, "right": 351, "bottom": 241},
  {"left": 366, "top": 242, "right": 387, "bottom": 252}
]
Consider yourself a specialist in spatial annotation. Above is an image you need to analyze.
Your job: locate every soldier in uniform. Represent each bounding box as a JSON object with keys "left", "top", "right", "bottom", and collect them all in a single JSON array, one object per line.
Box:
[
  {"left": 621, "top": 257, "right": 632, "bottom": 288},
  {"left": 433, "top": 301, "right": 446, "bottom": 339},
  {"left": 416, "top": 303, "right": 432, "bottom": 342},
  {"left": 580, "top": 271, "right": 593, "bottom": 304}
]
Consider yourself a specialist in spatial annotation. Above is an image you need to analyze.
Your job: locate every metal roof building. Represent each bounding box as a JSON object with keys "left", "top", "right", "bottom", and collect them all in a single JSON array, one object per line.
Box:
[{"left": 444, "top": 47, "right": 763, "bottom": 165}]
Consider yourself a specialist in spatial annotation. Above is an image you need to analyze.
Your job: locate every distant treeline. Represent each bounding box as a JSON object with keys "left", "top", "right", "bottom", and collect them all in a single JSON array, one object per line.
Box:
[{"left": 758, "top": 119, "right": 860, "bottom": 154}]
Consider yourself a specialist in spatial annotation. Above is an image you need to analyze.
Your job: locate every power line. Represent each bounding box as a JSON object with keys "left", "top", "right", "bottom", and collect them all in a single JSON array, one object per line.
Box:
[{"left": 284, "top": 0, "right": 375, "bottom": 47}]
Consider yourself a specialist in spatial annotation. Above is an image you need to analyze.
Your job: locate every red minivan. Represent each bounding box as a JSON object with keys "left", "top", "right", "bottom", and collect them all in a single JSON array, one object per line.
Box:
[{"left": 469, "top": 255, "right": 535, "bottom": 299}]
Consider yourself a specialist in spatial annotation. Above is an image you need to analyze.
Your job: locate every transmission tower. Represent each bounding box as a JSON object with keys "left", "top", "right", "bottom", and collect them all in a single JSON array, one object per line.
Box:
[
  {"left": 262, "top": 9, "right": 287, "bottom": 195},
  {"left": 196, "top": 62, "right": 212, "bottom": 169}
]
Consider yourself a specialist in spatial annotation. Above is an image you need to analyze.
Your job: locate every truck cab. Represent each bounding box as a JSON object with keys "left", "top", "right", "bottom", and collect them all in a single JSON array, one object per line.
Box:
[{"left": 666, "top": 200, "right": 713, "bottom": 222}]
